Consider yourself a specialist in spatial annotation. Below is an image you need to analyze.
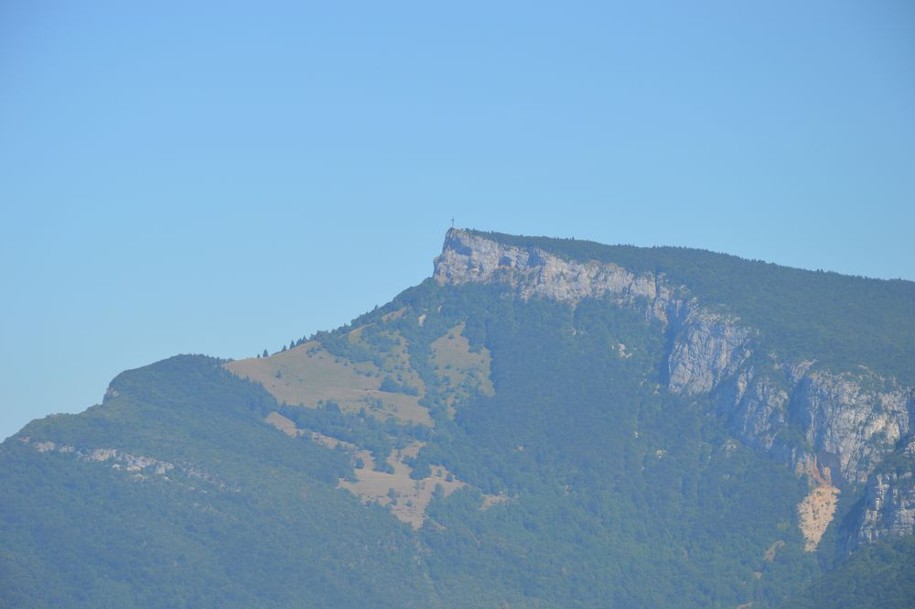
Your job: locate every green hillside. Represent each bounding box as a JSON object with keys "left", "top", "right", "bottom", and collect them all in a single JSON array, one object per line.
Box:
[
  {"left": 2, "top": 233, "right": 913, "bottom": 608},
  {"left": 778, "top": 536, "right": 915, "bottom": 609},
  {"left": 1, "top": 356, "right": 431, "bottom": 609}
]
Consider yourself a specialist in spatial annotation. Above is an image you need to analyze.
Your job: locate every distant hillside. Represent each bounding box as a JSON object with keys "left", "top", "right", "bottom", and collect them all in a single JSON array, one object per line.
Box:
[{"left": 2, "top": 229, "right": 912, "bottom": 609}]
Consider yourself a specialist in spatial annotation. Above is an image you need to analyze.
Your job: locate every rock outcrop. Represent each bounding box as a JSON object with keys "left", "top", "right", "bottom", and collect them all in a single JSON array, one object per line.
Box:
[
  {"left": 850, "top": 436, "right": 915, "bottom": 551},
  {"left": 434, "top": 229, "right": 915, "bottom": 550},
  {"left": 434, "top": 228, "right": 678, "bottom": 322}
]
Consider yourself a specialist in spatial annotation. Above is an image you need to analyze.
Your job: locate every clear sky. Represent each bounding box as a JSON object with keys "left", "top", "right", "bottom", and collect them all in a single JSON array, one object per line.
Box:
[{"left": 2, "top": 1, "right": 913, "bottom": 440}]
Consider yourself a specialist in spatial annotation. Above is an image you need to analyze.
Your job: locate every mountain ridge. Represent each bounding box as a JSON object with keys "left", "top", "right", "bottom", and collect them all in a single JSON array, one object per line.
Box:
[
  {"left": 2, "top": 228, "right": 913, "bottom": 608},
  {"left": 447, "top": 229, "right": 915, "bottom": 382}
]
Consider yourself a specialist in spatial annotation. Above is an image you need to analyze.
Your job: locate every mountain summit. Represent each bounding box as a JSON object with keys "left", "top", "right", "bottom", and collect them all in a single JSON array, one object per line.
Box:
[{"left": 3, "top": 229, "right": 914, "bottom": 608}]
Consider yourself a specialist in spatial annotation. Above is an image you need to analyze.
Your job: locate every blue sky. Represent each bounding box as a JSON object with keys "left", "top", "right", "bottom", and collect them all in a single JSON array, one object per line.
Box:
[{"left": 2, "top": 0, "right": 913, "bottom": 440}]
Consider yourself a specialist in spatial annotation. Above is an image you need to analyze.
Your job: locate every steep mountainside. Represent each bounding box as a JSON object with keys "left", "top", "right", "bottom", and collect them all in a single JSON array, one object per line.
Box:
[
  {"left": 433, "top": 229, "right": 915, "bottom": 552},
  {"left": 2, "top": 229, "right": 913, "bottom": 609}
]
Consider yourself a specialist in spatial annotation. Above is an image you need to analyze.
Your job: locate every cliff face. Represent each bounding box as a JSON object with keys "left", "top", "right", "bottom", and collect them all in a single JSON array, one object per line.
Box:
[
  {"left": 434, "top": 227, "right": 678, "bottom": 321},
  {"left": 434, "top": 229, "right": 915, "bottom": 550},
  {"left": 851, "top": 436, "right": 915, "bottom": 550}
]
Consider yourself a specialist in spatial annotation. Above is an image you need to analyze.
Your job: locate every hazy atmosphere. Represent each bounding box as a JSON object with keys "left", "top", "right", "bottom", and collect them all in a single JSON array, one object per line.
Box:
[{"left": 2, "top": 0, "right": 913, "bottom": 440}]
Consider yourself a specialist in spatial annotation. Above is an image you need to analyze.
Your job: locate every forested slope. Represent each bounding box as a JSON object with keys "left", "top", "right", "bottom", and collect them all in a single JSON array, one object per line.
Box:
[{"left": 3, "top": 231, "right": 913, "bottom": 608}]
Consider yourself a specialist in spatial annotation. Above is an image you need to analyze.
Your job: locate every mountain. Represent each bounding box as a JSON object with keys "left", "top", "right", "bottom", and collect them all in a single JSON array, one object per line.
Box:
[{"left": 3, "top": 228, "right": 914, "bottom": 608}]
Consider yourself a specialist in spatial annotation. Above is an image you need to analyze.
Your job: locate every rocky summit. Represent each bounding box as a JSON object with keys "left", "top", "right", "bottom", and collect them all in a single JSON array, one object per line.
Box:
[{"left": 2, "top": 229, "right": 914, "bottom": 609}]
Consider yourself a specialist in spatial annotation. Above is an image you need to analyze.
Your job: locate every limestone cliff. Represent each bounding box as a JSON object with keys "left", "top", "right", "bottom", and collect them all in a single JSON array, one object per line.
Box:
[
  {"left": 849, "top": 436, "right": 915, "bottom": 551},
  {"left": 434, "top": 228, "right": 915, "bottom": 551}
]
